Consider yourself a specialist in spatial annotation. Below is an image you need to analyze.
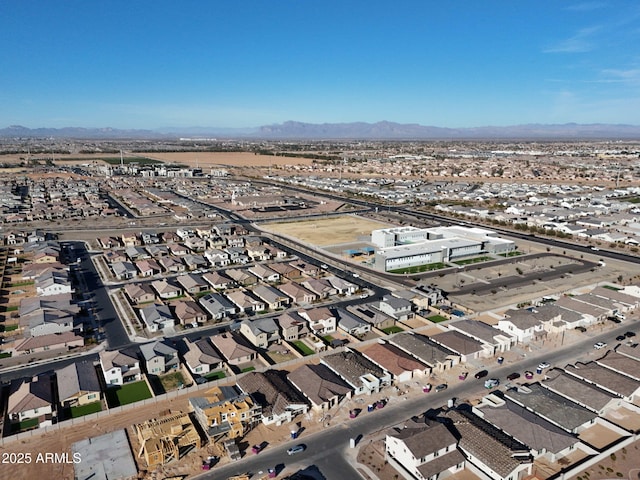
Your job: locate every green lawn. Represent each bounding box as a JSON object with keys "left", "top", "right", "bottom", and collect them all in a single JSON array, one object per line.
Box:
[
  {"left": 69, "top": 401, "right": 102, "bottom": 418},
  {"left": 382, "top": 326, "right": 403, "bottom": 334},
  {"left": 428, "top": 315, "right": 448, "bottom": 323},
  {"left": 388, "top": 263, "right": 446, "bottom": 274},
  {"left": 204, "top": 370, "right": 226, "bottom": 380},
  {"left": 0, "top": 351, "right": 12, "bottom": 358},
  {"left": 453, "top": 256, "right": 491, "bottom": 266},
  {"left": 292, "top": 341, "right": 314, "bottom": 356},
  {"left": 105, "top": 380, "right": 152, "bottom": 407},
  {"left": 241, "top": 366, "right": 255, "bottom": 373},
  {"left": 11, "top": 417, "right": 38, "bottom": 433}
]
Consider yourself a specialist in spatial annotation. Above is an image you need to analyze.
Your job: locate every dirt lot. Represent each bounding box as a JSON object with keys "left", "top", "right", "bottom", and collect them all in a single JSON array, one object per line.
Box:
[{"left": 262, "top": 215, "right": 392, "bottom": 247}]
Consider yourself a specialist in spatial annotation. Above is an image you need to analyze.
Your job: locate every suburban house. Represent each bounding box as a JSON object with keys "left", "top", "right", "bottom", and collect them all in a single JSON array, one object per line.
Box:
[
  {"left": 55, "top": 361, "right": 102, "bottom": 408},
  {"left": 335, "top": 308, "right": 372, "bottom": 336},
  {"left": 252, "top": 284, "right": 290, "bottom": 310},
  {"left": 210, "top": 332, "right": 257, "bottom": 366},
  {"left": 301, "top": 278, "right": 337, "bottom": 299},
  {"left": 7, "top": 374, "right": 55, "bottom": 428},
  {"left": 276, "top": 311, "right": 311, "bottom": 341},
  {"left": 99, "top": 349, "right": 142, "bottom": 386},
  {"left": 134, "top": 258, "right": 162, "bottom": 277},
  {"left": 225, "top": 289, "right": 266, "bottom": 314},
  {"left": 182, "top": 338, "right": 224, "bottom": 376},
  {"left": 158, "top": 256, "right": 186, "bottom": 273},
  {"left": 172, "top": 300, "right": 208, "bottom": 326},
  {"left": 35, "top": 271, "right": 73, "bottom": 296},
  {"left": 279, "top": 282, "right": 318, "bottom": 304},
  {"left": 376, "top": 295, "right": 414, "bottom": 322},
  {"left": 225, "top": 268, "right": 257, "bottom": 286},
  {"left": 447, "top": 319, "right": 516, "bottom": 356},
  {"left": 347, "top": 304, "right": 396, "bottom": 330},
  {"left": 390, "top": 332, "right": 460, "bottom": 373},
  {"left": 123, "top": 282, "right": 155, "bottom": 305},
  {"left": 202, "top": 271, "right": 233, "bottom": 290},
  {"left": 385, "top": 417, "right": 465, "bottom": 480},
  {"left": 290, "top": 260, "right": 318, "bottom": 277},
  {"left": 176, "top": 273, "right": 209, "bottom": 294},
  {"left": 497, "top": 309, "right": 548, "bottom": 343},
  {"left": 182, "top": 253, "right": 208, "bottom": 270},
  {"left": 237, "top": 370, "right": 309, "bottom": 425},
  {"left": 249, "top": 264, "right": 280, "bottom": 283},
  {"left": 150, "top": 279, "right": 183, "bottom": 299},
  {"left": 139, "top": 340, "right": 180, "bottom": 375},
  {"left": 199, "top": 293, "right": 238, "bottom": 320},
  {"left": 204, "top": 248, "right": 231, "bottom": 267},
  {"left": 13, "top": 331, "right": 84, "bottom": 355},
  {"left": 239, "top": 317, "right": 282, "bottom": 349},
  {"left": 325, "top": 276, "right": 358, "bottom": 296},
  {"left": 268, "top": 262, "right": 302, "bottom": 280},
  {"left": 125, "top": 246, "right": 149, "bottom": 261},
  {"left": 298, "top": 307, "right": 336, "bottom": 335},
  {"left": 139, "top": 303, "right": 175, "bottom": 332},
  {"left": 430, "top": 330, "right": 486, "bottom": 363},
  {"left": 322, "top": 349, "right": 391, "bottom": 395},
  {"left": 287, "top": 363, "right": 352, "bottom": 411},
  {"left": 361, "top": 341, "right": 429, "bottom": 383}
]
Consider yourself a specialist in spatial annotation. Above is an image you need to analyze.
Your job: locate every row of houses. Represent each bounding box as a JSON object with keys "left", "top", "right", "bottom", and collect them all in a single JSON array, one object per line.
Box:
[{"left": 386, "top": 340, "right": 640, "bottom": 480}]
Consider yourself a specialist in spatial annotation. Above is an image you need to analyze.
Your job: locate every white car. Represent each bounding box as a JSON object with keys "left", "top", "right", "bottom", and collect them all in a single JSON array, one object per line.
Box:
[
  {"left": 352, "top": 273, "right": 360, "bottom": 278},
  {"left": 537, "top": 362, "right": 550, "bottom": 370},
  {"left": 593, "top": 342, "right": 607, "bottom": 350},
  {"left": 320, "top": 264, "right": 328, "bottom": 269}
]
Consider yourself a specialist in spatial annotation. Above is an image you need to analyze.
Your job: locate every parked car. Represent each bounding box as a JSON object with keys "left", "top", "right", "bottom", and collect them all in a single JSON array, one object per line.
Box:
[
  {"left": 625, "top": 331, "right": 636, "bottom": 338},
  {"left": 474, "top": 370, "right": 488, "bottom": 379},
  {"left": 594, "top": 342, "right": 607, "bottom": 350},
  {"left": 435, "top": 383, "right": 448, "bottom": 392},
  {"left": 616, "top": 335, "right": 626, "bottom": 341},
  {"left": 607, "top": 316, "right": 622, "bottom": 324},
  {"left": 287, "top": 445, "right": 305, "bottom": 455},
  {"left": 574, "top": 326, "right": 587, "bottom": 333},
  {"left": 484, "top": 378, "right": 500, "bottom": 389},
  {"left": 506, "top": 372, "right": 521, "bottom": 381},
  {"left": 537, "top": 362, "right": 550, "bottom": 370}
]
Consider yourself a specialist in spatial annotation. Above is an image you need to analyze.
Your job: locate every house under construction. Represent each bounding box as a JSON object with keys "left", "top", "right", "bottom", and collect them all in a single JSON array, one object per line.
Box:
[{"left": 134, "top": 411, "right": 202, "bottom": 467}]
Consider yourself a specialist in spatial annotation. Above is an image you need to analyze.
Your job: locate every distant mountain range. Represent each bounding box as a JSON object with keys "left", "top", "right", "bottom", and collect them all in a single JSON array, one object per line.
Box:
[{"left": 2, "top": 121, "right": 640, "bottom": 140}]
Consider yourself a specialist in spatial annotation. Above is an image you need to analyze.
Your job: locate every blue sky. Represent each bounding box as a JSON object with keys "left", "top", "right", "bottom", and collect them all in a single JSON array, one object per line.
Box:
[{"left": 1, "top": 1, "right": 639, "bottom": 129}]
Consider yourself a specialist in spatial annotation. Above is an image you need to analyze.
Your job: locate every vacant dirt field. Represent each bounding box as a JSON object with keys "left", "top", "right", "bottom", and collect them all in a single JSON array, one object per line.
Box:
[{"left": 262, "top": 215, "right": 392, "bottom": 247}]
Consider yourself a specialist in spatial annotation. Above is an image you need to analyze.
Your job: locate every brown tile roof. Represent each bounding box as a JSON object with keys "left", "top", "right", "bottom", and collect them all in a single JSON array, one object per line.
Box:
[{"left": 360, "top": 342, "right": 427, "bottom": 375}]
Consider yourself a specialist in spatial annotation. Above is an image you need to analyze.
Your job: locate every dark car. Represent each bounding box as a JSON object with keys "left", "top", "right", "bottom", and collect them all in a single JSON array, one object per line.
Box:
[
  {"left": 607, "top": 316, "right": 622, "bottom": 324},
  {"left": 625, "top": 331, "right": 636, "bottom": 338},
  {"left": 616, "top": 335, "right": 626, "bottom": 341},
  {"left": 506, "top": 372, "right": 521, "bottom": 381},
  {"left": 574, "top": 326, "right": 587, "bottom": 333},
  {"left": 474, "top": 370, "right": 488, "bottom": 379},
  {"left": 435, "top": 383, "right": 448, "bottom": 392}
]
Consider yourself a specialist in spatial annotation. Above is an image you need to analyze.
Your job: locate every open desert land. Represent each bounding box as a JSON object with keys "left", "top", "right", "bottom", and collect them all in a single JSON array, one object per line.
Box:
[
  {"left": 261, "top": 215, "right": 393, "bottom": 247},
  {"left": 139, "top": 151, "right": 313, "bottom": 167}
]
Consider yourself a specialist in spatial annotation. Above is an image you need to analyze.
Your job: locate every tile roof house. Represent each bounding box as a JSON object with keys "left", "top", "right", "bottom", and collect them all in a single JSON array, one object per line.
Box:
[
  {"left": 430, "top": 330, "right": 485, "bottom": 363},
  {"left": 199, "top": 292, "right": 238, "bottom": 320},
  {"left": 252, "top": 284, "right": 290, "bottom": 310},
  {"left": 225, "top": 289, "right": 266, "bottom": 314},
  {"left": 390, "top": 332, "right": 459, "bottom": 372},
  {"left": 360, "top": 341, "right": 429, "bottom": 383},
  {"left": 158, "top": 256, "right": 186, "bottom": 273},
  {"left": 347, "top": 304, "right": 396, "bottom": 330},
  {"left": 504, "top": 383, "right": 598, "bottom": 433},
  {"left": 139, "top": 303, "right": 175, "bottom": 332},
  {"left": 268, "top": 262, "right": 302, "bottom": 280},
  {"left": 135, "top": 258, "right": 162, "bottom": 277},
  {"left": 182, "top": 338, "right": 224, "bottom": 376},
  {"left": 13, "top": 331, "right": 84, "bottom": 355},
  {"left": 176, "top": 273, "right": 209, "bottom": 294},
  {"left": 99, "top": 349, "right": 142, "bottom": 386},
  {"left": 287, "top": 363, "right": 352, "bottom": 411},
  {"left": 279, "top": 282, "right": 318, "bottom": 305},
  {"left": 111, "top": 261, "right": 137, "bottom": 280},
  {"left": 56, "top": 360, "right": 102, "bottom": 408},
  {"left": 325, "top": 276, "right": 358, "bottom": 296},
  {"left": 441, "top": 408, "right": 532, "bottom": 480},
  {"left": 239, "top": 317, "right": 282, "bottom": 349},
  {"left": 249, "top": 263, "right": 280, "bottom": 283},
  {"left": 542, "top": 369, "right": 620, "bottom": 415},
  {"left": 225, "top": 268, "right": 258, "bottom": 286},
  {"left": 172, "top": 300, "right": 208, "bottom": 326},
  {"left": 276, "top": 311, "right": 311, "bottom": 341},
  {"left": 298, "top": 307, "right": 336, "bottom": 335},
  {"left": 123, "top": 282, "right": 155, "bottom": 305},
  {"left": 150, "top": 279, "right": 183, "bottom": 299},
  {"left": 139, "top": 340, "right": 180, "bottom": 375},
  {"left": 475, "top": 395, "right": 582, "bottom": 462},
  {"left": 564, "top": 361, "right": 640, "bottom": 402},
  {"left": 447, "top": 319, "right": 516, "bottom": 355},
  {"left": 7, "top": 374, "right": 55, "bottom": 427},
  {"left": 210, "top": 332, "right": 256, "bottom": 366},
  {"left": 202, "top": 271, "right": 233, "bottom": 290},
  {"left": 335, "top": 308, "right": 371, "bottom": 336},
  {"left": 237, "top": 370, "right": 309, "bottom": 425},
  {"left": 321, "top": 349, "right": 391, "bottom": 395},
  {"left": 385, "top": 417, "right": 465, "bottom": 480},
  {"left": 301, "top": 278, "right": 337, "bottom": 299},
  {"left": 376, "top": 295, "right": 414, "bottom": 322}
]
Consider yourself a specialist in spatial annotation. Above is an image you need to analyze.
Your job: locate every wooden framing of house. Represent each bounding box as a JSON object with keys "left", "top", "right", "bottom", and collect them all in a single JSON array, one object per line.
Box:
[{"left": 134, "top": 412, "right": 201, "bottom": 467}]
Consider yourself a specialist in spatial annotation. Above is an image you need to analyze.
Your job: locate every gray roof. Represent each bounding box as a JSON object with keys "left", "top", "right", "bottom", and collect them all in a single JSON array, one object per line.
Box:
[
  {"left": 596, "top": 350, "right": 640, "bottom": 381},
  {"left": 542, "top": 369, "right": 616, "bottom": 412},
  {"left": 504, "top": 383, "right": 597, "bottom": 431},
  {"left": 322, "top": 350, "right": 384, "bottom": 385},
  {"left": 564, "top": 361, "right": 640, "bottom": 397},
  {"left": 442, "top": 409, "right": 530, "bottom": 478},
  {"left": 388, "top": 418, "right": 458, "bottom": 457},
  {"left": 287, "top": 363, "right": 352, "bottom": 406},
  {"left": 139, "top": 340, "right": 178, "bottom": 361},
  {"left": 554, "top": 296, "right": 608, "bottom": 317},
  {"left": 241, "top": 316, "right": 280, "bottom": 337},
  {"left": 430, "top": 330, "right": 484, "bottom": 355},
  {"left": 449, "top": 319, "right": 510, "bottom": 344},
  {"left": 478, "top": 398, "right": 578, "bottom": 453},
  {"left": 56, "top": 360, "right": 101, "bottom": 400},
  {"left": 336, "top": 308, "right": 370, "bottom": 331},
  {"left": 237, "top": 370, "right": 307, "bottom": 417},
  {"left": 389, "top": 332, "right": 457, "bottom": 366}
]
